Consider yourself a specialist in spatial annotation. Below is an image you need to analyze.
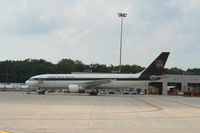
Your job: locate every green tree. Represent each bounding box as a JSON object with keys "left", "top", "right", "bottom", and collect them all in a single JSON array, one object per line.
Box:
[
  {"left": 186, "top": 68, "right": 200, "bottom": 75},
  {"left": 89, "top": 64, "right": 109, "bottom": 72},
  {"left": 163, "top": 67, "right": 184, "bottom": 74}
]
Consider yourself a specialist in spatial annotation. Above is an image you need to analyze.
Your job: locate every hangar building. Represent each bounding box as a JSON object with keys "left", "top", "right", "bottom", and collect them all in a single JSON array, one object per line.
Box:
[{"left": 136, "top": 74, "right": 200, "bottom": 95}]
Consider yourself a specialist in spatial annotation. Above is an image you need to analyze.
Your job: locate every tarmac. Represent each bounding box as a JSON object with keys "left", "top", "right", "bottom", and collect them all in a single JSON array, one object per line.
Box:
[{"left": 0, "top": 92, "right": 200, "bottom": 133}]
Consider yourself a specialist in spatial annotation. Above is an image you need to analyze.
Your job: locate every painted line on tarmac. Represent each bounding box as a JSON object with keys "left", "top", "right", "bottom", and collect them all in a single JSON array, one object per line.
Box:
[
  {"left": 130, "top": 96, "right": 163, "bottom": 111},
  {"left": 0, "top": 130, "right": 11, "bottom": 133},
  {"left": 148, "top": 96, "right": 200, "bottom": 109},
  {"left": 7, "top": 127, "right": 200, "bottom": 131},
  {"left": 0, "top": 108, "right": 159, "bottom": 116},
  {"left": 0, "top": 96, "right": 162, "bottom": 116},
  {"left": 1, "top": 115, "right": 200, "bottom": 121},
  {"left": 0, "top": 95, "right": 164, "bottom": 122},
  {"left": 0, "top": 109, "right": 159, "bottom": 116}
]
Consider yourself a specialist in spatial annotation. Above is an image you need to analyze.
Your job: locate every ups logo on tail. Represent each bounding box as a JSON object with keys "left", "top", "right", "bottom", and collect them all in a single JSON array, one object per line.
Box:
[{"left": 156, "top": 60, "right": 164, "bottom": 69}]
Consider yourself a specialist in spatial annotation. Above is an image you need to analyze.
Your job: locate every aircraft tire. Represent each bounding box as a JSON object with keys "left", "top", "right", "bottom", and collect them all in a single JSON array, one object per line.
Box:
[
  {"left": 90, "top": 92, "right": 97, "bottom": 96},
  {"left": 38, "top": 89, "right": 46, "bottom": 95}
]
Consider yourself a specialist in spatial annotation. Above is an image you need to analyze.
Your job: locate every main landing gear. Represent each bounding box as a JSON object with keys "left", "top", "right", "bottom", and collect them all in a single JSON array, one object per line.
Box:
[
  {"left": 89, "top": 91, "right": 98, "bottom": 96},
  {"left": 89, "top": 89, "right": 99, "bottom": 96},
  {"left": 37, "top": 88, "right": 46, "bottom": 95}
]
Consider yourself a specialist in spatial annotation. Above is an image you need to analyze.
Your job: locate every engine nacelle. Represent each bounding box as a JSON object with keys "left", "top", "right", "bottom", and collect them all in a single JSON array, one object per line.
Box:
[{"left": 68, "top": 84, "right": 85, "bottom": 93}]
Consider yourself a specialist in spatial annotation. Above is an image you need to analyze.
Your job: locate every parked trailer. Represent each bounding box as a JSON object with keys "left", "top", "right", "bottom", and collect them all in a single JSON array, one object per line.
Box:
[{"left": 0, "top": 88, "right": 7, "bottom": 91}]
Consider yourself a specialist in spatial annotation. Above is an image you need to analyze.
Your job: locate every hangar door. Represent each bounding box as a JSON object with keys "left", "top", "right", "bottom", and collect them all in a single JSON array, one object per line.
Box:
[{"left": 149, "top": 82, "right": 162, "bottom": 95}]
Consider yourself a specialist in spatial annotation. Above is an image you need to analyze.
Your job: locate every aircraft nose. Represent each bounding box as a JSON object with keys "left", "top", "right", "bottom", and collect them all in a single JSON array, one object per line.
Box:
[
  {"left": 25, "top": 80, "right": 38, "bottom": 86},
  {"left": 25, "top": 80, "right": 31, "bottom": 85}
]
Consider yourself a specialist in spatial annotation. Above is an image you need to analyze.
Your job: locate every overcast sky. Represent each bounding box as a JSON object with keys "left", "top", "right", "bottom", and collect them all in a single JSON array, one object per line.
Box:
[{"left": 0, "top": 0, "right": 200, "bottom": 70}]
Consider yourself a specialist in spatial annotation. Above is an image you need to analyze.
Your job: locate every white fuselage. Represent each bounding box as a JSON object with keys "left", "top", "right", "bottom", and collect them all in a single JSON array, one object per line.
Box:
[{"left": 25, "top": 73, "right": 149, "bottom": 89}]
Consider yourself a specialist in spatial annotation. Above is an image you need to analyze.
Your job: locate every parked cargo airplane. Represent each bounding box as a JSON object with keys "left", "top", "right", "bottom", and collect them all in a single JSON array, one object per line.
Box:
[{"left": 26, "top": 52, "right": 169, "bottom": 95}]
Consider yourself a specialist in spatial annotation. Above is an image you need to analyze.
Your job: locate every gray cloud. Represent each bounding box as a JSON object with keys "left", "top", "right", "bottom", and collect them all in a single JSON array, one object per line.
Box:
[{"left": 0, "top": 0, "right": 199, "bottom": 70}]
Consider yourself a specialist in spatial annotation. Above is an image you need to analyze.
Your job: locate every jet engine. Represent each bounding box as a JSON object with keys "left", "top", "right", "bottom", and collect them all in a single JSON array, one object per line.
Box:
[{"left": 68, "top": 84, "right": 85, "bottom": 93}]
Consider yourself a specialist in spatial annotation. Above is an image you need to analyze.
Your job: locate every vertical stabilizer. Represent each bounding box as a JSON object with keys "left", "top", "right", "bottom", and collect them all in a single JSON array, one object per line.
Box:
[{"left": 139, "top": 52, "right": 170, "bottom": 79}]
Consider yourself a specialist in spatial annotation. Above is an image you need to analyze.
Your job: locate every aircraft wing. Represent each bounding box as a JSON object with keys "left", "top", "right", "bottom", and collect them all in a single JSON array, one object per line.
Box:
[
  {"left": 150, "top": 75, "right": 170, "bottom": 80},
  {"left": 80, "top": 79, "right": 113, "bottom": 88}
]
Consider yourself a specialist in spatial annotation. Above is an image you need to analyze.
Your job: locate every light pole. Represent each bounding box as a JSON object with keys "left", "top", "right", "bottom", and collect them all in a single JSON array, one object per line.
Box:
[{"left": 118, "top": 13, "right": 127, "bottom": 73}]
